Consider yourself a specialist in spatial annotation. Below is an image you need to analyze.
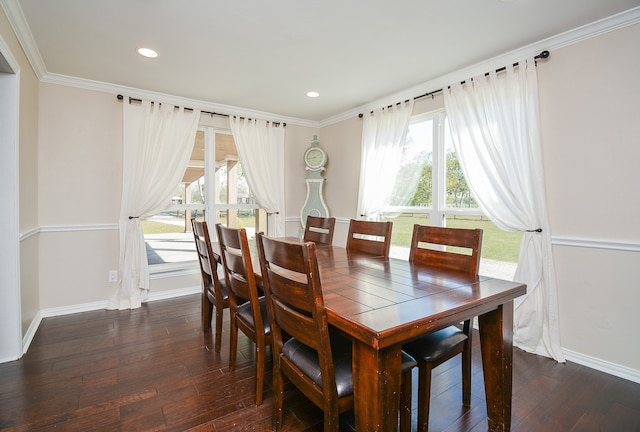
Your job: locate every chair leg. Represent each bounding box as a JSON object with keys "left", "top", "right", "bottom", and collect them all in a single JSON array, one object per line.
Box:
[
  {"left": 214, "top": 306, "right": 223, "bottom": 353},
  {"left": 400, "top": 369, "right": 413, "bottom": 432},
  {"left": 229, "top": 313, "right": 238, "bottom": 371},
  {"left": 202, "top": 292, "right": 212, "bottom": 329},
  {"left": 323, "top": 407, "right": 340, "bottom": 432},
  {"left": 417, "top": 362, "right": 433, "bottom": 432},
  {"left": 461, "top": 340, "right": 472, "bottom": 407},
  {"left": 272, "top": 358, "right": 284, "bottom": 431},
  {"left": 255, "top": 341, "right": 265, "bottom": 406}
]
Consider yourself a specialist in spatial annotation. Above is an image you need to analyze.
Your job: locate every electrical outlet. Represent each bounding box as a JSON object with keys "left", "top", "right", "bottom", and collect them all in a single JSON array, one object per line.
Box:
[{"left": 108, "top": 270, "right": 118, "bottom": 282}]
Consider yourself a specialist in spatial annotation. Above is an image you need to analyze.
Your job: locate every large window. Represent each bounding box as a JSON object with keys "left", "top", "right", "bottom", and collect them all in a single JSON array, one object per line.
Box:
[
  {"left": 142, "top": 127, "right": 267, "bottom": 270},
  {"left": 381, "top": 110, "right": 521, "bottom": 279}
]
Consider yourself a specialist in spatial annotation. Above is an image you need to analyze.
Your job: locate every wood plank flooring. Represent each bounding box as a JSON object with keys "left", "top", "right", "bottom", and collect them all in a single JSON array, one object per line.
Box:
[{"left": 1, "top": 294, "right": 639, "bottom": 431}]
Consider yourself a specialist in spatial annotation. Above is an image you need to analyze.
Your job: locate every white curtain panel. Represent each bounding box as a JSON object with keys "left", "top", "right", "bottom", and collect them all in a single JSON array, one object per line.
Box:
[
  {"left": 443, "top": 58, "right": 565, "bottom": 362},
  {"left": 107, "top": 100, "right": 200, "bottom": 310},
  {"left": 229, "top": 117, "right": 285, "bottom": 237},
  {"left": 357, "top": 99, "right": 414, "bottom": 220}
]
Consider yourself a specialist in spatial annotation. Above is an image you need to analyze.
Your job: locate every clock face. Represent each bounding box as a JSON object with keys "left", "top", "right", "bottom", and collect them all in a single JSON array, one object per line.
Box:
[{"left": 304, "top": 147, "right": 326, "bottom": 169}]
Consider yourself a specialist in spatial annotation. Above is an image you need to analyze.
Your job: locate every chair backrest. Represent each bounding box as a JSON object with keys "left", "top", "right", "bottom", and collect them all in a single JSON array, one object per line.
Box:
[
  {"left": 215, "top": 224, "right": 263, "bottom": 320},
  {"left": 303, "top": 215, "right": 336, "bottom": 245},
  {"left": 255, "top": 233, "right": 339, "bottom": 400},
  {"left": 345, "top": 219, "right": 393, "bottom": 259},
  {"left": 191, "top": 219, "right": 224, "bottom": 301},
  {"left": 409, "top": 225, "right": 483, "bottom": 275}
]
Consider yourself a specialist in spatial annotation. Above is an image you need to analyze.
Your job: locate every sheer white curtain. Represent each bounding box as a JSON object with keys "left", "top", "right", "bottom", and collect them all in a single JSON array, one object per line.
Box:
[
  {"left": 357, "top": 100, "right": 414, "bottom": 220},
  {"left": 443, "top": 58, "right": 564, "bottom": 362},
  {"left": 107, "top": 100, "right": 200, "bottom": 310},
  {"left": 229, "top": 117, "right": 285, "bottom": 237}
]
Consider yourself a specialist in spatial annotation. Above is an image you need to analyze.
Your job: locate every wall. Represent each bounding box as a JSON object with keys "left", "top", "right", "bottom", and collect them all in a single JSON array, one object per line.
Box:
[
  {"left": 0, "top": 7, "right": 39, "bottom": 348},
  {"left": 37, "top": 84, "right": 122, "bottom": 309},
  {"left": 36, "top": 84, "right": 203, "bottom": 310},
  {"left": 537, "top": 23, "right": 640, "bottom": 374},
  {"left": 36, "top": 84, "right": 320, "bottom": 311}
]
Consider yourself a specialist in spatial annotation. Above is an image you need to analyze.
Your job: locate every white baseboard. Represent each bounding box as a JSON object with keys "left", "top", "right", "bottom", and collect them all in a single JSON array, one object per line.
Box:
[
  {"left": 21, "top": 310, "right": 42, "bottom": 355},
  {"left": 20, "top": 288, "right": 639, "bottom": 386},
  {"left": 21, "top": 286, "right": 201, "bottom": 356},
  {"left": 562, "top": 348, "right": 640, "bottom": 384}
]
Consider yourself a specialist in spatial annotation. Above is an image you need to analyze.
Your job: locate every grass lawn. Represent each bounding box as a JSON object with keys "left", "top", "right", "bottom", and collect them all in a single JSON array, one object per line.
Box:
[
  {"left": 141, "top": 216, "right": 256, "bottom": 234},
  {"left": 384, "top": 214, "right": 522, "bottom": 262},
  {"left": 143, "top": 214, "right": 522, "bottom": 263}
]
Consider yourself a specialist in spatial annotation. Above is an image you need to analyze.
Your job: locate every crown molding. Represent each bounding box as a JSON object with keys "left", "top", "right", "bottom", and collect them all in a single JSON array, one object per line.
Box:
[
  {"left": 0, "top": 0, "right": 45, "bottom": 78},
  {"left": 321, "top": 6, "right": 640, "bottom": 127},
  {"left": 39, "top": 72, "right": 321, "bottom": 128}
]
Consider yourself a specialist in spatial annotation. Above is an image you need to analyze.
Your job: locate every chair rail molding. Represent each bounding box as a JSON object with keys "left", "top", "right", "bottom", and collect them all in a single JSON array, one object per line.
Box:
[{"left": 552, "top": 236, "right": 640, "bottom": 252}]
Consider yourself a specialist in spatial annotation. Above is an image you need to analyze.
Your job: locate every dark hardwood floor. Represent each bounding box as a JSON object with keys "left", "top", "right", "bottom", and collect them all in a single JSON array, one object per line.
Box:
[{"left": 1, "top": 294, "right": 639, "bottom": 431}]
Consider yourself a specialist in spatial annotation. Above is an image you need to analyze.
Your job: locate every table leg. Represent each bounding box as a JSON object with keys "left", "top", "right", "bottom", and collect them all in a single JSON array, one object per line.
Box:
[
  {"left": 478, "top": 301, "right": 514, "bottom": 432},
  {"left": 352, "top": 340, "right": 402, "bottom": 431}
]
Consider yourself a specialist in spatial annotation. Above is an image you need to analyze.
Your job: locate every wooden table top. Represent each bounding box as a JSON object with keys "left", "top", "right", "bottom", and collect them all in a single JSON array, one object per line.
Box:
[
  {"left": 243, "top": 238, "right": 526, "bottom": 349},
  {"left": 305, "top": 244, "right": 526, "bottom": 349}
]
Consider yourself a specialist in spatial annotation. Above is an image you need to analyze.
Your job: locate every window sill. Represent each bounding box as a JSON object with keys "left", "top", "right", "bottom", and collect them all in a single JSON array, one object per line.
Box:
[{"left": 149, "top": 261, "right": 199, "bottom": 279}]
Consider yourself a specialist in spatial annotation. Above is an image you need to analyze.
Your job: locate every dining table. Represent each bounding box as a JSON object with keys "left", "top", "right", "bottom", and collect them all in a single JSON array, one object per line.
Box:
[{"left": 236, "top": 237, "right": 526, "bottom": 432}]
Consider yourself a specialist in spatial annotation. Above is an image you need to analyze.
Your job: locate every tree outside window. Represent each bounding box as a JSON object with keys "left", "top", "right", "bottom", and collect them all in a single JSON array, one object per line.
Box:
[{"left": 381, "top": 110, "right": 520, "bottom": 278}]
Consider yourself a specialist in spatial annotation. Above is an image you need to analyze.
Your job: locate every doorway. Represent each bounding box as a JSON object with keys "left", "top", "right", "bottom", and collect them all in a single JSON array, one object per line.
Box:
[{"left": 0, "top": 41, "right": 22, "bottom": 362}]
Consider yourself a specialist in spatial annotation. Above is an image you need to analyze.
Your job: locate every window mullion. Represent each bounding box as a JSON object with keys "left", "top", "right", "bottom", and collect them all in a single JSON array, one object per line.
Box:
[
  {"left": 432, "top": 112, "right": 446, "bottom": 227},
  {"left": 204, "top": 127, "right": 216, "bottom": 226}
]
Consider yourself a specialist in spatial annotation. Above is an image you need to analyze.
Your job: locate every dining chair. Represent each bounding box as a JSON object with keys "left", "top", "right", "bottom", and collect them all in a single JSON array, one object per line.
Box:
[
  {"left": 215, "top": 224, "right": 272, "bottom": 406},
  {"left": 303, "top": 215, "right": 336, "bottom": 245},
  {"left": 191, "top": 218, "right": 229, "bottom": 353},
  {"left": 345, "top": 219, "right": 393, "bottom": 259},
  {"left": 402, "top": 225, "right": 483, "bottom": 432},
  {"left": 256, "top": 233, "right": 416, "bottom": 432}
]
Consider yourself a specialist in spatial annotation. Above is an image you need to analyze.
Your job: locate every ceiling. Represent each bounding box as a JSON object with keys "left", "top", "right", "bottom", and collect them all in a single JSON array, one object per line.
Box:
[{"left": 5, "top": 0, "right": 640, "bottom": 122}]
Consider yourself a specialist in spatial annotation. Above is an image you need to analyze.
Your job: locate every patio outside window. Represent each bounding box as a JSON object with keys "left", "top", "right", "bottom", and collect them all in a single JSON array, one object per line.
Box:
[{"left": 143, "top": 127, "right": 267, "bottom": 271}]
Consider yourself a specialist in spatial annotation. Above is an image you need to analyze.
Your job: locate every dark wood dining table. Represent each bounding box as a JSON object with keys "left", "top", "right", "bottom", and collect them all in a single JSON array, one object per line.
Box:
[{"left": 240, "top": 238, "right": 526, "bottom": 432}]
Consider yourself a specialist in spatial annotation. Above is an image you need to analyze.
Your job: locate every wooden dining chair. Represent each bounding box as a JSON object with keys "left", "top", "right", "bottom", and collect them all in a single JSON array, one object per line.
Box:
[
  {"left": 345, "top": 219, "right": 393, "bottom": 259},
  {"left": 303, "top": 215, "right": 336, "bottom": 245},
  {"left": 191, "top": 219, "right": 229, "bottom": 352},
  {"left": 215, "top": 224, "right": 272, "bottom": 406},
  {"left": 256, "top": 233, "right": 416, "bottom": 432},
  {"left": 402, "top": 225, "right": 483, "bottom": 432}
]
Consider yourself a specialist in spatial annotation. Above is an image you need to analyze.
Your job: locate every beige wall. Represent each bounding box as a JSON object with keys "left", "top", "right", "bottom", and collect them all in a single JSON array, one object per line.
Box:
[
  {"left": 1, "top": 7, "right": 40, "bottom": 340},
  {"left": 37, "top": 84, "right": 122, "bottom": 309},
  {"left": 34, "top": 85, "right": 321, "bottom": 309},
  {"left": 537, "top": 23, "right": 640, "bottom": 371}
]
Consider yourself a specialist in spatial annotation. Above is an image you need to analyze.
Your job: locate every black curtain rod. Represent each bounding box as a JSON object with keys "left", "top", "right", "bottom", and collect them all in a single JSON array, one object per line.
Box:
[
  {"left": 358, "top": 50, "right": 550, "bottom": 119},
  {"left": 116, "top": 95, "right": 286, "bottom": 127}
]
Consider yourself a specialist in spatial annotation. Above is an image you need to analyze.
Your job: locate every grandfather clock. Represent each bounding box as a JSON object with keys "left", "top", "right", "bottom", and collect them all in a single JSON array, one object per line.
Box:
[{"left": 300, "top": 135, "right": 329, "bottom": 228}]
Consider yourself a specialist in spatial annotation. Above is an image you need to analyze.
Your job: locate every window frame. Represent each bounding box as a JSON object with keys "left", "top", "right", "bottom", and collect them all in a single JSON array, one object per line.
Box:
[
  {"left": 148, "top": 126, "right": 264, "bottom": 276},
  {"left": 381, "top": 109, "right": 484, "bottom": 228}
]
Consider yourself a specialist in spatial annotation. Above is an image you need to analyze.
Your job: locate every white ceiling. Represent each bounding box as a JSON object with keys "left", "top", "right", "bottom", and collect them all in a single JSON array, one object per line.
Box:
[{"left": 4, "top": 0, "right": 640, "bottom": 123}]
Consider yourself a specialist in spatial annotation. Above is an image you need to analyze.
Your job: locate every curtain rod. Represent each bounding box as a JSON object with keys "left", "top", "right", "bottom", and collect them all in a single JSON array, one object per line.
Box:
[
  {"left": 116, "top": 95, "right": 286, "bottom": 127},
  {"left": 358, "top": 50, "right": 550, "bottom": 119}
]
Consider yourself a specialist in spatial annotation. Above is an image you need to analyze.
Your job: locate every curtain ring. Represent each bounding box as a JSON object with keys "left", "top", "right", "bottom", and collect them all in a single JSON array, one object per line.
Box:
[
  {"left": 526, "top": 228, "right": 542, "bottom": 233},
  {"left": 128, "top": 216, "right": 140, "bottom": 220}
]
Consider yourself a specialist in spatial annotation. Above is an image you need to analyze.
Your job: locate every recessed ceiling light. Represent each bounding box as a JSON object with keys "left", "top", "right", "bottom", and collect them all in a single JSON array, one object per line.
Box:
[
  {"left": 137, "top": 47, "right": 159, "bottom": 58},
  {"left": 306, "top": 91, "right": 320, "bottom": 98}
]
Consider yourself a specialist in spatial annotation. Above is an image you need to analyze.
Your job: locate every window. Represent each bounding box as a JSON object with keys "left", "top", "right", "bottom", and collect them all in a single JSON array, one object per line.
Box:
[
  {"left": 381, "top": 110, "right": 521, "bottom": 279},
  {"left": 142, "top": 127, "right": 267, "bottom": 271}
]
